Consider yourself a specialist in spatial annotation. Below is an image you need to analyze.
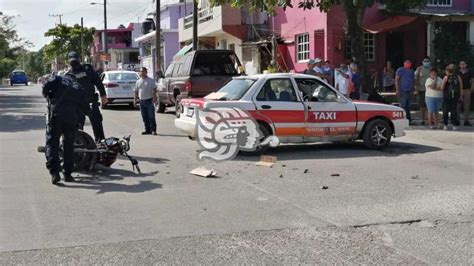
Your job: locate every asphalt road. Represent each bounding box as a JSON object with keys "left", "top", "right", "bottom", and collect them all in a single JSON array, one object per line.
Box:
[{"left": 0, "top": 84, "right": 472, "bottom": 264}]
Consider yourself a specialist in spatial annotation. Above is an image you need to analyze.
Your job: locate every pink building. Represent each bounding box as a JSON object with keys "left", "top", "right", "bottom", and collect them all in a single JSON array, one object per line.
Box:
[
  {"left": 272, "top": 3, "right": 428, "bottom": 74},
  {"left": 90, "top": 23, "right": 141, "bottom": 71}
]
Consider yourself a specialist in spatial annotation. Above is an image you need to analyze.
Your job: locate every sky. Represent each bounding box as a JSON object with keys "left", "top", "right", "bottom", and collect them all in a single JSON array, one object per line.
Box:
[{"left": 1, "top": 0, "right": 156, "bottom": 51}]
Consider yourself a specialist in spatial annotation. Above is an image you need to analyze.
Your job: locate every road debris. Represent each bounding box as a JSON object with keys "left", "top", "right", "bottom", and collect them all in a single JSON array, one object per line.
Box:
[
  {"left": 331, "top": 173, "right": 340, "bottom": 177},
  {"left": 303, "top": 169, "right": 309, "bottom": 174},
  {"left": 279, "top": 174, "right": 283, "bottom": 178},
  {"left": 321, "top": 186, "right": 329, "bottom": 190},
  {"left": 411, "top": 175, "right": 420, "bottom": 179},
  {"left": 190, "top": 167, "right": 217, "bottom": 177},
  {"left": 255, "top": 155, "right": 277, "bottom": 167}
]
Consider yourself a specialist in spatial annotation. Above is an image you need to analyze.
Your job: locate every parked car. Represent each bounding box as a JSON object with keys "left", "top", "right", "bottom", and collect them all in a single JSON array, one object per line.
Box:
[
  {"left": 99, "top": 70, "right": 140, "bottom": 108},
  {"left": 10, "top": 70, "right": 28, "bottom": 86},
  {"left": 175, "top": 73, "right": 409, "bottom": 151},
  {"left": 156, "top": 50, "right": 242, "bottom": 115}
]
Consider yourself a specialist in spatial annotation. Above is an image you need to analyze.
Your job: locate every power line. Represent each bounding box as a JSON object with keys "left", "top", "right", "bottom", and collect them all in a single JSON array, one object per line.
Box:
[{"left": 49, "top": 14, "right": 64, "bottom": 25}]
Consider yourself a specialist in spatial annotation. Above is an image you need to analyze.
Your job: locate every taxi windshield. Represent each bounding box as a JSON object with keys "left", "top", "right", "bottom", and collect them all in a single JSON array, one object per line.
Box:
[{"left": 216, "top": 78, "right": 256, "bottom": 100}]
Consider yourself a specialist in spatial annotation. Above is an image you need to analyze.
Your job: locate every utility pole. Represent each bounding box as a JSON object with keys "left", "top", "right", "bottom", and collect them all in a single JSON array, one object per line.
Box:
[
  {"left": 49, "top": 14, "right": 64, "bottom": 25},
  {"left": 155, "top": 0, "right": 161, "bottom": 76},
  {"left": 192, "top": 0, "right": 198, "bottom": 50},
  {"left": 103, "top": 0, "right": 108, "bottom": 54},
  {"left": 80, "top": 17, "right": 84, "bottom": 61}
]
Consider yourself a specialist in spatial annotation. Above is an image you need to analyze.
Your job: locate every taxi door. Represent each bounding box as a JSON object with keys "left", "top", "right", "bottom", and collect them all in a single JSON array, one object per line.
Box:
[
  {"left": 294, "top": 78, "right": 357, "bottom": 141},
  {"left": 253, "top": 78, "right": 306, "bottom": 141}
]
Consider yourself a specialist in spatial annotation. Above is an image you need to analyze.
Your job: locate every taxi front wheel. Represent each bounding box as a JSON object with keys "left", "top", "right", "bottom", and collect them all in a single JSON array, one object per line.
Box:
[{"left": 362, "top": 119, "right": 392, "bottom": 149}]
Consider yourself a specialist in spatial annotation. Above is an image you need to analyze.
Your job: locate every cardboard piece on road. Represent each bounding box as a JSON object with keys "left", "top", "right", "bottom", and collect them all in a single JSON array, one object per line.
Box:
[
  {"left": 190, "top": 167, "right": 217, "bottom": 177},
  {"left": 255, "top": 155, "right": 277, "bottom": 167},
  {"left": 204, "top": 92, "right": 228, "bottom": 100}
]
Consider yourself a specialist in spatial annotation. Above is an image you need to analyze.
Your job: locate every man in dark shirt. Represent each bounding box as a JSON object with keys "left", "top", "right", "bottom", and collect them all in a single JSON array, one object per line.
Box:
[
  {"left": 43, "top": 74, "right": 89, "bottom": 184},
  {"left": 66, "top": 51, "right": 107, "bottom": 141},
  {"left": 458, "top": 61, "right": 473, "bottom": 126}
]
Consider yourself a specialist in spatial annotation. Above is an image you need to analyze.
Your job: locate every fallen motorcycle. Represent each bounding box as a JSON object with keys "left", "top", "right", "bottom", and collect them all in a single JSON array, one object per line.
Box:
[{"left": 38, "top": 130, "right": 141, "bottom": 173}]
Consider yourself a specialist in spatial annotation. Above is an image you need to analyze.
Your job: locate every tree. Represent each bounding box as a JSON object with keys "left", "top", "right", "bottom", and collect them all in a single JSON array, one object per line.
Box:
[
  {"left": 43, "top": 24, "right": 95, "bottom": 64},
  {"left": 16, "top": 48, "right": 50, "bottom": 80},
  {"left": 433, "top": 20, "right": 474, "bottom": 71},
  {"left": 0, "top": 11, "right": 31, "bottom": 78},
  {"left": 209, "top": 0, "right": 428, "bottom": 93}
]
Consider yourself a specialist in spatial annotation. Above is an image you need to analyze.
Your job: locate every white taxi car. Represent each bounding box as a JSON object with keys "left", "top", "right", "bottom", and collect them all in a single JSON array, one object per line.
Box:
[
  {"left": 99, "top": 70, "right": 140, "bottom": 108},
  {"left": 175, "top": 73, "right": 408, "bottom": 150}
]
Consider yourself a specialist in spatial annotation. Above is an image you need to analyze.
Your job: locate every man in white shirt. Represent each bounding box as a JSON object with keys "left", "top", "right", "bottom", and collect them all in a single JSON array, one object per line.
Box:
[
  {"left": 335, "top": 63, "right": 351, "bottom": 97},
  {"left": 133, "top": 67, "right": 158, "bottom": 135},
  {"left": 313, "top": 58, "right": 331, "bottom": 82}
]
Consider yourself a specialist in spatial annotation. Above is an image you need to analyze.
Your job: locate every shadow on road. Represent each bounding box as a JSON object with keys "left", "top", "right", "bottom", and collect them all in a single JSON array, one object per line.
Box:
[
  {"left": 57, "top": 180, "right": 162, "bottom": 194},
  {"left": 0, "top": 91, "right": 47, "bottom": 132},
  {"left": 235, "top": 141, "right": 442, "bottom": 162},
  {"left": 130, "top": 156, "right": 170, "bottom": 164},
  {"left": 78, "top": 164, "right": 159, "bottom": 180},
  {"left": 56, "top": 164, "right": 163, "bottom": 193},
  {"left": 0, "top": 114, "right": 46, "bottom": 132}
]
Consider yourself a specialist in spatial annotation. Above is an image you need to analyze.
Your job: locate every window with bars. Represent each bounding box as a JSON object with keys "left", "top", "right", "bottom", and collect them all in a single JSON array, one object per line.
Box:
[
  {"left": 427, "top": 0, "right": 452, "bottom": 7},
  {"left": 296, "top": 33, "right": 310, "bottom": 62},
  {"left": 345, "top": 32, "right": 375, "bottom": 61}
]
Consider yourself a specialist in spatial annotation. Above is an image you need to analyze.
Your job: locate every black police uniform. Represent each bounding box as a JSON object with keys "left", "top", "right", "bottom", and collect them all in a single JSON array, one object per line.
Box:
[
  {"left": 67, "top": 62, "right": 107, "bottom": 142},
  {"left": 43, "top": 75, "right": 89, "bottom": 182}
]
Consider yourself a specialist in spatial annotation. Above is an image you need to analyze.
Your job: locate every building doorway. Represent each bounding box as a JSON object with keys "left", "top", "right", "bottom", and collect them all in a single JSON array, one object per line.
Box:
[{"left": 386, "top": 32, "right": 404, "bottom": 69}]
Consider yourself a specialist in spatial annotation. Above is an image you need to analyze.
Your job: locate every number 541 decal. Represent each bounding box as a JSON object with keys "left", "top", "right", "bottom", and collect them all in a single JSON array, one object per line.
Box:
[{"left": 392, "top": 111, "right": 405, "bottom": 119}]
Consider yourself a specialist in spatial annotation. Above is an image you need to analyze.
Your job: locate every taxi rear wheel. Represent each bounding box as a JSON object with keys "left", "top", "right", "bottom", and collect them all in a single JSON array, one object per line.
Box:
[
  {"left": 254, "top": 123, "right": 271, "bottom": 154},
  {"left": 362, "top": 119, "right": 392, "bottom": 149}
]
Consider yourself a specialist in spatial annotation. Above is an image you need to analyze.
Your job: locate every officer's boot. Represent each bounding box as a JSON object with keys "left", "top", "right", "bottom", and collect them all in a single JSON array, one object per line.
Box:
[
  {"left": 63, "top": 172, "right": 75, "bottom": 182},
  {"left": 51, "top": 172, "right": 61, "bottom": 185}
]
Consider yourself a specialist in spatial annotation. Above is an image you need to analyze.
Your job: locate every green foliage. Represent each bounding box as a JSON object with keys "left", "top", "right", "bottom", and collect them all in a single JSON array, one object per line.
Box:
[
  {"left": 43, "top": 24, "right": 95, "bottom": 63},
  {"left": 433, "top": 21, "right": 474, "bottom": 71},
  {"left": 0, "top": 12, "right": 30, "bottom": 78},
  {"left": 16, "top": 48, "right": 50, "bottom": 80},
  {"left": 0, "top": 58, "right": 16, "bottom": 79}
]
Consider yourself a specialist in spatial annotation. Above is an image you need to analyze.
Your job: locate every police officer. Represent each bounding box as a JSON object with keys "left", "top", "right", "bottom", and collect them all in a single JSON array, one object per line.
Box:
[
  {"left": 66, "top": 51, "right": 107, "bottom": 142},
  {"left": 43, "top": 74, "right": 89, "bottom": 184}
]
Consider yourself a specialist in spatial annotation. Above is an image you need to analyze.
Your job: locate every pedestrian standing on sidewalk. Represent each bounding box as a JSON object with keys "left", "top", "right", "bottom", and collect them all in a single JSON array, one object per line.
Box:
[
  {"left": 322, "top": 60, "right": 334, "bottom": 85},
  {"left": 133, "top": 67, "right": 157, "bottom": 135},
  {"left": 335, "top": 63, "right": 351, "bottom": 97},
  {"left": 425, "top": 69, "right": 443, "bottom": 129},
  {"left": 303, "top": 59, "right": 317, "bottom": 76},
  {"left": 440, "top": 64, "right": 463, "bottom": 130},
  {"left": 415, "top": 57, "right": 431, "bottom": 125},
  {"left": 457, "top": 61, "right": 473, "bottom": 126},
  {"left": 383, "top": 61, "right": 395, "bottom": 92},
  {"left": 395, "top": 60, "right": 415, "bottom": 123},
  {"left": 349, "top": 62, "right": 361, "bottom": 100}
]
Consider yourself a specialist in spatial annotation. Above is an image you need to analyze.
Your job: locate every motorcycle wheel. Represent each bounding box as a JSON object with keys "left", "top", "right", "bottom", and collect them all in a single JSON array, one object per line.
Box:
[{"left": 72, "top": 130, "right": 97, "bottom": 171}]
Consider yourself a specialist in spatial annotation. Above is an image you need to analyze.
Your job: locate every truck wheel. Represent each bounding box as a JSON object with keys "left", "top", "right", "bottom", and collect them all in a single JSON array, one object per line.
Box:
[
  {"left": 362, "top": 119, "right": 392, "bottom": 149},
  {"left": 156, "top": 96, "right": 165, "bottom": 113}
]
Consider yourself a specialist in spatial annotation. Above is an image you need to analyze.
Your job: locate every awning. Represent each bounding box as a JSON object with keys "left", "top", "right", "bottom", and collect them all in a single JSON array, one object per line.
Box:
[
  {"left": 363, "top": 16, "right": 418, "bottom": 34},
  {"left": 174, "top": 44, "right": 193, "bottom": 58}
]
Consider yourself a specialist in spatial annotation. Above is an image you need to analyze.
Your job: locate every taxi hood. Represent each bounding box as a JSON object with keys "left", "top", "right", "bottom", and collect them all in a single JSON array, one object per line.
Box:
[{"left": 353, "top": 100, "right": 404, "bottom": 112}]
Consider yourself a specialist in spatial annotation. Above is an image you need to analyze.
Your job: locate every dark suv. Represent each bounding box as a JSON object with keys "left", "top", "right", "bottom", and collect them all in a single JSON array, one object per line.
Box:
[{"left": 156, "top": 50, "right": 242, "bottom": 114}]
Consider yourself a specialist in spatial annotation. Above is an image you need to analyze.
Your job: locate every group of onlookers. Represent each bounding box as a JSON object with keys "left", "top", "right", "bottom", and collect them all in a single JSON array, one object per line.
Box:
[
  {"left": 394, "top": 57, "right": 473, "bottom": 130},
  {"left": 303, "top": 57, "right": 473, "bottom": 130},
  {"left": 303, "top": 58, "right": 361, "bottom": 100}
]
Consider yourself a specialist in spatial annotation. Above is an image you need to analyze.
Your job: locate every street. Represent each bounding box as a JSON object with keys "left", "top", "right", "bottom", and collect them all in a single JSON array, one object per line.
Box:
[{"left": 0, "top": 84, "right": 472, "bottom": 264}]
